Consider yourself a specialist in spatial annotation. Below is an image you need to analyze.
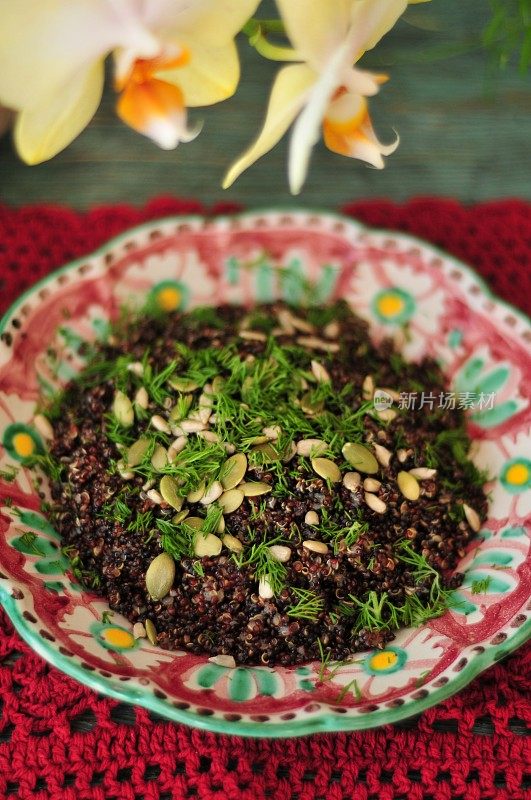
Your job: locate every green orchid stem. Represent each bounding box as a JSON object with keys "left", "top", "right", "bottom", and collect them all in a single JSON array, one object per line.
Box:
[{"left": 242, "top": 18, "right": 299, "bottom": 62}]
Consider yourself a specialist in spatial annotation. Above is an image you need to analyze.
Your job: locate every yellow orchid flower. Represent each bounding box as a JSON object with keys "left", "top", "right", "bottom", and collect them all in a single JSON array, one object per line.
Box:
[
  {"left": 0, "top": 0, "right": 260, "bottom": 164},
  {"left": 224, "top": 0, "right": 412, "bottom": 194}
]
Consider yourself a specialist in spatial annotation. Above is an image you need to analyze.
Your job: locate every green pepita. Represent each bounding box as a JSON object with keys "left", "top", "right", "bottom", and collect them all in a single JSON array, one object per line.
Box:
[
  {"left": 168, "top": 377, "right": 199, "bottom": 393},
  {"left": 150, "top": 444, "right": 168, "bottom": 472},
  {"left": 222, "top": 534, "right": 243, "bottom": 553},
  {"left": 193, "top": 532, "right": 222, "bottom": 557},
  {"left": 342, "top": 442, "right": 379, "bottom": 474},
  {"left": 145, "top": 552, "right": 175, "bottom": 600},
  {"left": 251, "top": 442, "right": 280, "bottom": 463},
  {"left": 239, "top": 481, "right": 272, "bottom": 497},
  {"left": 397, "top": 471, "right": 420, "bottom": 501},
  {"left": 159, "top": 475, "right": 184, "bottom": 511},
  {"left": 218, "top": 489, "right": 244, "bottom": 514},
  {"left": 311, "top": 457, "right": 341, "bottom": 483},
  {"left": 187, "top": 482, "right": 206, "bottom": 503},
  {"left": 145, "top": 619, "right": 158, "bottom": 645},
  {"left": 113, "top": 391, "right": 134, "bottom": 427},
  {"left": 172, "top": 509, "right": 189, "bottom": 524},
  {"left": 220, "top": 453, "right": 247, "bottom": 490},
  {"left": 126, "top": 437, "right": 150, "bottom": 467}
]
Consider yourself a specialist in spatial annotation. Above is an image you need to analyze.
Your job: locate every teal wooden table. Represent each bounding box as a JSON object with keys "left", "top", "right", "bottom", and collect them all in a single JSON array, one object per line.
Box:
[{"left": 0, "top": 0, "right": 529, "bottom": 210}]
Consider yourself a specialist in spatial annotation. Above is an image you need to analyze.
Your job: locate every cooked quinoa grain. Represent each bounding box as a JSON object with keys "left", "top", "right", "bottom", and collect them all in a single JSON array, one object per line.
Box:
[{"left": 39, "top": 302, "right": 488, "bottom": 666}]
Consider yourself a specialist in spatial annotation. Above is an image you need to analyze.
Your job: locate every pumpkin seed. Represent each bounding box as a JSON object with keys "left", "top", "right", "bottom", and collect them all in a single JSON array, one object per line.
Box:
[
  {"left": 300, "top": 392, "right": 325, "bottom": 415},
  {"left": 240, "top": 481, "right": 272, "bottom": 497},
  {"left": 169, "top": 395, "right": 193, "bottom": 421},
  {"left": 150, "top": 444, "right": 168, "bottom": 472},
  {"left": 208, "top": 654, "right": 236, "bottom": 668},
  {"left": 220, "top": 453, "right": 247, "bottom": 490},
  {"left": 113, "top": 391, "right": 134, "bottom": 427},
  {"left": 362, "top": 375, "right": 375, "bottom": 400},
  {"left": 397, "top": 448, "right": 410, "bottom": 463},
  {"left": 159, "top": 475, "right": 183, "bottom": 510},
  {"left": 276, "top": 308, "right": 296, "bottom": 334},
  {"left": 183, "top": 516, "right": 205, "bottom": 530},
  {"left": 397, "top": 471, "right": 420, "bottom": 501},
  {"left": 168, "top": 377, "right": 199, "bottom": 393},
  {"left": 409, "top": 467, "right": 437, "bottom": 480},
  {"left": 172, "top": 509, "right": 189, "bottom": 524},
  {"left": 251, "top": 442, "right": 280, "bottom": 463},
  {"left": 222, "top": 534, "right": 244, "bottom": 553},
  {"left": 304, "top": 510, "right": 319, "bottom": 526},
  {"left": 217, "top": 516, "right": 226, "bottom": 534},
  {"left": 33, "top": 413, "right": 54, "bottom": 440},
  {"left": 133, "top": 622, "right": 146, "bottom": 639},
  {"left": 363, "top": 478, "right": 381, "bottom": 492},
  {"left": 281, "top": 441, "right": 297, "bottom": 463},
  {"left": 343, "top": 471, "right": 361, "bottom": 491},
  {"left": 302, "top": 540, "right": 329, "bottom": 554},
  {"left": 311, "top": 360, "right": 331, "bottom": 383},
  {"left": 134, "top": 386, "right": 149, "bottom": 410},
  {"left": 218, "top": 489, "right": 244, "bottom": 514},
  {"left": 145, "top": 552, "right": 175, "bottom": 600},
  {"left": 296, "top": 439, "right": 327, "bottom": 457},
  {"left": 463, "top": 503, "right": 481, "bottom": 532},
  {"left": 258, "top": 576, "right": 274, "bottom": 599},
  {"left": 247, "top": 435, "right": 270, "bottom": 445},
  {"left": 187, "top": 482, "right": 206, "bottom": 503},
  {"left": 342, "top": 442, "right": 379, "bottom": 474},
  {"left": 364, "top": 492, "right": 387, "bottom": 514},
  {"left": 146, "top": 489, "right": 163, "bottom": 505},
  {"left": 311, "top": 457, "right": 341, "bottom": 483},
  {"left": 193, "top": 532, "right": 222, "bottom": 557},
  {"left": 145, "top": 619, "right": 158, "bottom": 645},
  {"left": 200, "top": 480, "right": 223, "bottom": 505},
  {"left": 142, "top": 478, "right": 155, "bottom": 491},
  {"left": 151, "top": 414, "right": 171, "bottom": 433},
  {"left": 373, "top": 443, "right": 392, "bottom": 468},
  {"left": 118, "top": 465, "right": 134, "bottom": 480},
  {"left": 268, "top": 545, "right": 292, "bottom": 563},
  {"left": 211, "top": 376, "right": 225, "bottom": 394},
  {"left": 126, "top": 437, "right": 150, "bottom": 467}
]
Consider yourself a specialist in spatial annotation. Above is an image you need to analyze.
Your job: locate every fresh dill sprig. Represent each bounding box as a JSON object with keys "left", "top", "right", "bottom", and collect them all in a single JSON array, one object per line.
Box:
[
  {"left": 192, "top": 560, "right": 205, "bottom": 577},
  {"left": 287, "top": 588, "right": 324, "bottom": 621},
  {"left": 27, "top": 452, "right": 64, "bottom": 483},
  {"left": 233, "top": 535, "right": 287, "bottom": 594},
  {"left": 127, "top": 509, "right": 154, "bottom": 533},
  {"left": 471, "top": 576, "right": 492, "bottom": 594},
  {"left": 141, "top": 357, "right": 178, "bottom": 405},
  {"left": 157, "top": 518, "right": 202, "bottom": 560}
]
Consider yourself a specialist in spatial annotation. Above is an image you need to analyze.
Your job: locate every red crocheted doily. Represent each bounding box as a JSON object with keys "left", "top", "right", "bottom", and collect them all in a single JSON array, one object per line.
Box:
[{"left": 0, "top": 198, "right": 529, "bottom": 800}]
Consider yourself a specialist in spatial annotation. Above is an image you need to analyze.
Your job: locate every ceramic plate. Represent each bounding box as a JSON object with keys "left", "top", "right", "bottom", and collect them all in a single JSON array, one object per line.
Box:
[{"left": 0, "top": 210, "right": 529, "bottom": 738}]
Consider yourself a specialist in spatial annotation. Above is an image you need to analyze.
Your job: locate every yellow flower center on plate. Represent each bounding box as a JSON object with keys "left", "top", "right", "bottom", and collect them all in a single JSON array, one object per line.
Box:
[
  {"left": 157, "top": 286, "right": 182, "bottom": 311},
  {"left": 101, "top": 627, "right": 135, "bottom": 649},
  {"left": 505, "top": 462, "right": 528, "bottom": 486},
  {"left": 12, "top": 432, "right": 35, "bottom": 458},
  {"left": 377, "top": 294, "right": 405, "bottom": 318},
  {"left": 369, "top": 650, "right": 398, "bottom": 671}
]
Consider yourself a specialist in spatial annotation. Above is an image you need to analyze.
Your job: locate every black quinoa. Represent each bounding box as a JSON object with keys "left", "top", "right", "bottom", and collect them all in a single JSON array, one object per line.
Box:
[{"left": 41, "top": 302, "right": 488, "bottom": 666}]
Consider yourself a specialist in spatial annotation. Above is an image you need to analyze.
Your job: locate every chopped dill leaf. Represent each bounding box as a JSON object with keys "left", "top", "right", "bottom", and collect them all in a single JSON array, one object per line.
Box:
[{"left": 287, "top": 588, "right": 324, "bottom": 621}]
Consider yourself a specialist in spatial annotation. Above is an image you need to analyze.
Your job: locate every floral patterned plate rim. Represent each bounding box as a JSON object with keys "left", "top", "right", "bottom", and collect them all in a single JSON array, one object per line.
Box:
[{"left": 0, "top": 209, "right": 529, "bottom": 738}]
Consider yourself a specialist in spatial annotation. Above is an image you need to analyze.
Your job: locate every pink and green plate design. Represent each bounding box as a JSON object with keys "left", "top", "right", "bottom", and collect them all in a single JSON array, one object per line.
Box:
[{"left": 0, "top": 210, "right": 529, "bottom": 737}]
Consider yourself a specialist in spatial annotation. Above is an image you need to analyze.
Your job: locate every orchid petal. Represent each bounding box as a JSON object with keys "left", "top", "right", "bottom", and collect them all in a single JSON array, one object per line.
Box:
[
  {"left": 276, "top": 0, "right": 352, "bottom": 67},
  {"left": 0, "top": 0, "right": 122, "bottom": 109},
  {"left": 14, "top": 61, "right": 104, "bottom": 165},
  {"left": 117, "top": 76, "right": 200, "bottom": 149},
  {"left": 287, "top": 41, "right": 351, "bottom": 195},
  {"left": 349, "top": 0, "right": 408, "bottom": 58},
  {"left": 344, "top": 68, "right": 388, "bottom": 97},
  {"left": 223, "top": 63, "right": 315, "bottom": 189},
  {"left": 157, "top": 38, "right": 240, "bottom": 107},
  {"left": 155, "top": 0, "right": 262, "bottom": 45}
]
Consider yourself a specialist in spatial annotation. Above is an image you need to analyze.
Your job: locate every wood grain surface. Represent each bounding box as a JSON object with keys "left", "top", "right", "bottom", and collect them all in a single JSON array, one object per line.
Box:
[{"left": 0, "top": 0, "right": 529, "bottom": 210}]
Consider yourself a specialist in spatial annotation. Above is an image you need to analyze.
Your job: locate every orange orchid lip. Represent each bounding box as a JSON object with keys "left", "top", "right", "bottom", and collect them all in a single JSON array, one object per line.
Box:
[{"left": 115, "top": 47, "right": 190, "bottom": 92}]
